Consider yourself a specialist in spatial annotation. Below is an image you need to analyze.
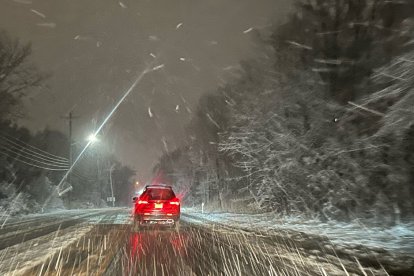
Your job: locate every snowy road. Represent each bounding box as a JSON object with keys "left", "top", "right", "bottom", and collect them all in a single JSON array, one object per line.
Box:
[{"left": 0, "top": 208, "right": 412, "bottom": 275}]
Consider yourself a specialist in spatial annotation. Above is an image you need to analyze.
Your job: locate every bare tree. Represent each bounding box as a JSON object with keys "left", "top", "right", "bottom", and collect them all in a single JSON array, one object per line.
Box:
[{"left": 0, "top": 30, "right": 45, "bottom": 119}]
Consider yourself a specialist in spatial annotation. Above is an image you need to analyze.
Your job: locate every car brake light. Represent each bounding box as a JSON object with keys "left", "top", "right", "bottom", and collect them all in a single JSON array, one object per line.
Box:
[
  {"left": 137, "top": 200, "right": 148, "bottom": 204},
  {"left": 169, "top": 198, "right": 180, "bottom": 205}
]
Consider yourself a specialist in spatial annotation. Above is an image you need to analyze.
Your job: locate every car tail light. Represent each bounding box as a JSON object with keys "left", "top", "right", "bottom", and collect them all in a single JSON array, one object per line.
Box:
[
  {"left": 137, "top": 200, "right": 148, "bottom": 204},
  {"left": 169, "top": 198, "right": 180, "bottom": 205}
]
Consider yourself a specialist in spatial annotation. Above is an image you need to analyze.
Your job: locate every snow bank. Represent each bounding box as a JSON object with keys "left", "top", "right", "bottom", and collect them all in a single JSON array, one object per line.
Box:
[{"left": 182, "top": 208, "right": 414, "bottom": 255}]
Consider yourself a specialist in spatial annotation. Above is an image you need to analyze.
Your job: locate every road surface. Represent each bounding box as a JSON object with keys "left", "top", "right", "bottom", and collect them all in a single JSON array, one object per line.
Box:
[{"left": 0, "top": 208, "right": 411, "bottom": 275}]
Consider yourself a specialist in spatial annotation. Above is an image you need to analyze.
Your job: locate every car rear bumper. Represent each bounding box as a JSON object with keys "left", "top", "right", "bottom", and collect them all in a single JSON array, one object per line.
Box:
[{"left": 134, "top": 213, "right": 180, "bottom": 225}]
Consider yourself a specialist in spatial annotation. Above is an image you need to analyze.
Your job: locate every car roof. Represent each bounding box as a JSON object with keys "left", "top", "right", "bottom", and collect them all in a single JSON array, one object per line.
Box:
[{"left": 145, "top": 184, "right": 172, "bottom": 190}]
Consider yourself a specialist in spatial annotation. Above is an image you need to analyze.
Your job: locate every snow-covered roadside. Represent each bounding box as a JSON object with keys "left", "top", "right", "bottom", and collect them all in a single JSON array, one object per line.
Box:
[
  {"left": 182, "top": 208, "right": 414, "bottom": 255},
  {"left": 0, "top": 224, "right": 93, "bottom": 275},
  {"left": 1, "top": 207, "right": 126, "bottom": 227}
]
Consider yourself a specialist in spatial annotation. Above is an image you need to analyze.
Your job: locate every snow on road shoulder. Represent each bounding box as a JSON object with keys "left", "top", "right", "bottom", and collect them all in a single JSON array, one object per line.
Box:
[
  {"left": 1, "top": 207, "right": 127, "bottom": 225},
  {"left": 182, "top": 208, "right": 414, "bottom": 255},
  {"left": 0, "top": 224, "right": 93, "bottom": 275}
]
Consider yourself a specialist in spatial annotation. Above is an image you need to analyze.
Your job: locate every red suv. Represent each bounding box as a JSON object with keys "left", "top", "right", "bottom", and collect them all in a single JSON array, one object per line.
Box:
[{"left": 133, "top": 185, "right": 180, "bottom": 229}]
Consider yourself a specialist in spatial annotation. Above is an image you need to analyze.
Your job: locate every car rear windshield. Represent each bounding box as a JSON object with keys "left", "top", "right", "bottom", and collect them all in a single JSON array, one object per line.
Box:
[{"left": 145, "top": 188, "right": 175, "bottom": 200}]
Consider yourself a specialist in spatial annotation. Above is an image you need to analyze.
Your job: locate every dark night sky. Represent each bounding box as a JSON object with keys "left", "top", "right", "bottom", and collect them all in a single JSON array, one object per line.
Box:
[{"left": 0, "top": 0, "right": 289, "bottom": 179}]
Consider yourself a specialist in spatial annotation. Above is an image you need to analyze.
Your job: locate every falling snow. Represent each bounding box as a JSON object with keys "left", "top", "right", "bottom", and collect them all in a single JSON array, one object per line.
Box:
[
  {"left": 243, "top": 27, "right": 254, "bottom": 34},
  {"left": 12, "top": 0, "right": 32, "bottom": 4},
  {"left": 0, "top": 208, "right": 411, "bottom": 275},
  {"left": 148, "top": 35, "right": 159, "bottom": 41},
  {"left": 36, "top": 22, "right": 56, "bottom": 28},
  {"left": 286, "top": 40, "right": 313, "bottom": 50},
  {"left": 152, "top": 64, "right": 165, "bottom": 71},
  {"left": 31, "top": 9, "right": 46, "bottom": 18},
  {"left": 0, "top": 0, "right": 413, "bottom": 275}
]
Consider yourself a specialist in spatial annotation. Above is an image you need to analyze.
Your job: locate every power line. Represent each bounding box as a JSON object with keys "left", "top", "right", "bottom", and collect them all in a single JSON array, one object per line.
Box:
[
  {"left": 0, "top": 142, "right": 69, "bottom": 168},
  {"left": 0, "top": 150, "right": 68, "bottom": 171},
  {"left": 0, "top": 133, "right": 69, "bottom": 161},
  {"left": 2, "top": 132, "right": 69, "bottom": 161},
  {"left": 0, "top": 140, "right": 69, "bottom": 167},
  {"left": 0, "top": 138, "right": 69, "bottom": 166},
  {"left": 0, "top": 146, "right": 69, "bottom": 169},
  {"left": 0, "top": 134, "right": 69, "bottom": 163}
]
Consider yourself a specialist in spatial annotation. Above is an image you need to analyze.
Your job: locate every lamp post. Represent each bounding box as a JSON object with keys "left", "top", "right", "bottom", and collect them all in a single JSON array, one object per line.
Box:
[
  {"left": 109, "top": 163, "right": 116, "bottom": 207},
  {"left": 87, "top": 133, "right": 102, "bottom": 206}
]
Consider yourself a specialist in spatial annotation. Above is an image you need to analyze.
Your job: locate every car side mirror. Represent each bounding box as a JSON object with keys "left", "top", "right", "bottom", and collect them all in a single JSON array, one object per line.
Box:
[{"left": 132, "top": 196, "right": 137, "bottom": 202}]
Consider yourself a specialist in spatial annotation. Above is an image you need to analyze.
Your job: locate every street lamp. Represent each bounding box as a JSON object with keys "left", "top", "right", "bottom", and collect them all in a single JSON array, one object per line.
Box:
[{"left": 87, "top": 133, "right": 99, "bottom": 143}]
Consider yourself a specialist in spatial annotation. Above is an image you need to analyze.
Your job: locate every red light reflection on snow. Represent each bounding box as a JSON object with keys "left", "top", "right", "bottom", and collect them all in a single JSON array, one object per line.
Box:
[
  {"left": 124, "top": 229, "right": 190, "bottom": 275},
  {"left": 128, "top": 230, "right": 189, "bottom": 262}
]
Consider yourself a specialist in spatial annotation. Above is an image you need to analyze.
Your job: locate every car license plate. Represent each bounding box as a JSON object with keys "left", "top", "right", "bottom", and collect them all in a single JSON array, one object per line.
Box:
[{"left": 154, "top": 203, "right": 163, "bottom": 209}]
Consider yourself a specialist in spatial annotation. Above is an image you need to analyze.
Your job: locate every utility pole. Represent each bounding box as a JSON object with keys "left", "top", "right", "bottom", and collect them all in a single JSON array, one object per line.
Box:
[
  {"left": 109, "top": 163, "right": 116, "bottom": 207},
  {"left": 68, "top": 112, "right": 73, "bottom": 186},
  {"left": 62, "top": 111, "right": 79, "bottom": 208}
]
